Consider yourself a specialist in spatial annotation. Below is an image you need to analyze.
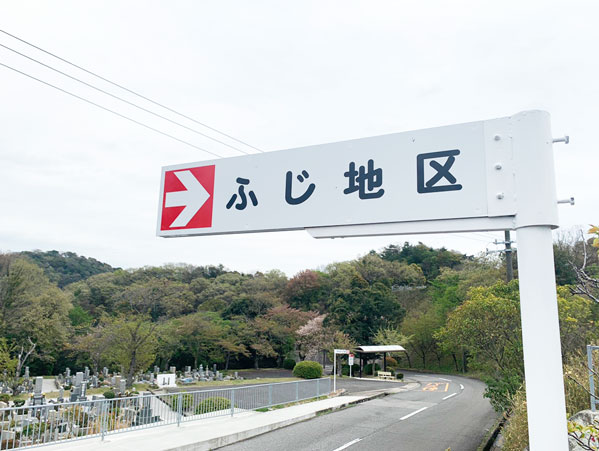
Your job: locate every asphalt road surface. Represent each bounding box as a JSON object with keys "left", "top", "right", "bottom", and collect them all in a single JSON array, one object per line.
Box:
[{"left": 221, "top": 372, "right": 497, "bottom": 451}]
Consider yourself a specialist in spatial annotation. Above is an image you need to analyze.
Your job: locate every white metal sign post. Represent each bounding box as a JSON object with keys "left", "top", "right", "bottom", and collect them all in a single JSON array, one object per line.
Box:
[
  {"left": 158, "top": 111, "right": 567, "bottom": 450},
  {"left": 333, "top": 349, "right": 349, "bottom": 392}
]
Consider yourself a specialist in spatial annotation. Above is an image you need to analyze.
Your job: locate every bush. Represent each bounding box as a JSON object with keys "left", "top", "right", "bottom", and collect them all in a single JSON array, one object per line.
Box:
[
  {"left": 103, "top": 390, "right": 115, "bottom": 399},
  {"left": 195, "top": 396, "right": 231, "bottom": 414},
  {"left": 0, "top": 394, "right": 9, "bottom": 403},
  {"left": 364, "top": 363, "right": 381, "bottom": 375},
  {"left": 396, "top": 373, "right": 404, "bottom": 379},
  {"left": 341, "top": 364, "right": 360, "bottom": 376},
  {"left": 172, "top": 393, "right": 194, "bottom": 411},
  {"left": 292, "top": 361, "right": 323, "bottom": 379},
  {"left": 385, "top": 356, "right": 398, "bottom": 367},
  {"left": 13, "top": 399, "right": 25, "bottom": 407},
  {"left": 283, "top": 358, "right": 296, "bottom": 370}
]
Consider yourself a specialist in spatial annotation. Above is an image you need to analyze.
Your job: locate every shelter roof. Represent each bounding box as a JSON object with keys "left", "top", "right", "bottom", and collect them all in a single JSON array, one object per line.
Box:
[{"left": 355, "top": 345, "right": 406, "bottom": 353}]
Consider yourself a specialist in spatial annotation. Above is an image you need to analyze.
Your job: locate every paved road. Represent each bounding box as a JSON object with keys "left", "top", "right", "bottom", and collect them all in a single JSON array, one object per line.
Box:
[{"left": 221, "top": 372, "right": 497, "bottom": 451}]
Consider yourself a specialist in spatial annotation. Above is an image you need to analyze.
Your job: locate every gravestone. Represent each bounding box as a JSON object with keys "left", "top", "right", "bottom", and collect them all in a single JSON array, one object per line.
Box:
[
  {"left": 65, "top": 367, "right": 71, "bottom": 378},
  {"left": 103, "top": 367, "right": 109, "bottom": 377},
  {"left": 84, "top": 367, "right": 90, "bottom": 379},
  {"left": 58, "top": 387, "right": 64, "bottom": 402},
  {"left": 169, "top": 366, "right": 176, "bottom": 374},
  {"left": 69, "top": 385, "right": 80, "bottom": 402},
  {"left": 119, "top": 380, "right": 126, "bottom": 395},
  {"left": 91, "top": 375, "right": 98, "bottom": 388},
  {"left": 24, "top": 366, "right": 30, "bottom": 379},
  {"left": 133, "top": 392, "right": 160, "bottom": 425},
  {"left": 213, "top": 364, "right": 217, "bottom": 374},
  {"left": 34, "top": 376, "right": 43, "bottom": 394},
  {"left": 32, "top": 376, "right": 45, "bottom": 405},
  {"left": 154, "top": 366, "right": 159, "bottom": 375},
  {"left": 75, "top": 372, "right": 84, "bottom": 387}
]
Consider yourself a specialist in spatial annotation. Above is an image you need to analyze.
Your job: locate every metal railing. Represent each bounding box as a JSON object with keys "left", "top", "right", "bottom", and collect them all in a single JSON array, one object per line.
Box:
[{"left": 0, "top": 377, "right": 331, "bottom": 449}]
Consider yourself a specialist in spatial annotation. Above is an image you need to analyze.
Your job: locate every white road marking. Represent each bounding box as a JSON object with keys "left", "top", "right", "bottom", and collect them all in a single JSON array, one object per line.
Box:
[
  {"left": 460, "top": 384, "right": 464, "bottom": 390},
  {"left": 439, "top": 377, "right": 452, "bottom": 382},
  {"left": 443, "top": 393, "right": 457, "bottom": 400},
  {"left": 400, "top": 406, "right": 428, "bottom": 420},
  {"left": 332, "top": 438, "right": 362, "bottom": 451}
]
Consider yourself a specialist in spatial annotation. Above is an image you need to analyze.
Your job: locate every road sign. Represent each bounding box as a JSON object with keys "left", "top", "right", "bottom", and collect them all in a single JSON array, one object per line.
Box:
[
  {"left": 334, "top": 349, "right": 349, "bottom": 355},
  {"left": 348, "top": 355, "right": 354, "bottom": 366},
  {"left": 160, "top": 165, "right": 215, "bottom": 231},
  {"left": 158, "top": 112, "right": 559, "bottom": 237},
  {"left": 158, "top": 111, "right": 568, "bottom": 450}
]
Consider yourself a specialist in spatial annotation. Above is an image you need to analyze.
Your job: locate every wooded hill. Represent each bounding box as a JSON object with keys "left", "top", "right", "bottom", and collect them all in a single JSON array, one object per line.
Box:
[{"left": 1, "top": 234, "right": 598, "bottom": 423}]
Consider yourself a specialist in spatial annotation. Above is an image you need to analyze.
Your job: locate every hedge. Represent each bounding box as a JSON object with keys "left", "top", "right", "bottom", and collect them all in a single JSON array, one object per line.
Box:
[
  {"left": 363, "top": 363, "right": 381, "bottom": 375},
  {"left": 195, "top": 396, "right": 231, "bottom": 414},
  {"left": 292, "top": 361, "right": 323, "bottom": 379}
]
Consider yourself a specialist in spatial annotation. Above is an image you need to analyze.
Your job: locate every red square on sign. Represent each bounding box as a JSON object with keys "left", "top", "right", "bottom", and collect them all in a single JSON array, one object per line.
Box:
[{"left": 161, "top": 165, "right": 215, "bottom": 230}]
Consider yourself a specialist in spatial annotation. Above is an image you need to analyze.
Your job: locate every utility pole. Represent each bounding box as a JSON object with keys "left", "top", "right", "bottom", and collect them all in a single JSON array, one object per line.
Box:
[
  {"left": 487, "top": 232, "right": 516, "bottom": 282},
  {"left": 505, "top": 230, "right": 514, "bottom": 282}
]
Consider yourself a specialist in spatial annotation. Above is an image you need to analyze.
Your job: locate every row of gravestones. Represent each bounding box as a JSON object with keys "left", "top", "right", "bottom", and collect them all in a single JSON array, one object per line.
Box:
[
  {"left": 0, "top": 367, "right": 35, "bottom": 395},
  {"left": 3, "top": 363, "right": 245, "bottom": 408}
]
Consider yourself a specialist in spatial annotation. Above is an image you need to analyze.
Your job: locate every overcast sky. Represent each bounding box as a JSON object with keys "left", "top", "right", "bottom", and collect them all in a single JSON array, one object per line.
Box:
[{"left": 1, "top": 1, "right": 597, "bottom": 276}]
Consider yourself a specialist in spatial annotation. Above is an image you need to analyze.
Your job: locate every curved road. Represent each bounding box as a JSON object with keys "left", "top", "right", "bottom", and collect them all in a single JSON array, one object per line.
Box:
[{"left": 221, "top": 372, "right": 497, "bottom": 451}]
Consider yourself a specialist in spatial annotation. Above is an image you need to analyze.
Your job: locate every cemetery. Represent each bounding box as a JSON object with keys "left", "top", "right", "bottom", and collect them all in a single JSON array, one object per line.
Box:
[{"left": 0, "top": 364, "right": 253, "bottom": 449}]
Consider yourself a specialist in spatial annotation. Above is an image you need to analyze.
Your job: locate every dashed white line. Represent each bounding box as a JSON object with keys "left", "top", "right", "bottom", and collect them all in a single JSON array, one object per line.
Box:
[
  {"left": 400, "top": 406, "right": 428, "bottom": 420},
  {"left": 460, "top": 384, "right": 464, "bottom": 390},
  {"left": 439, "top": 377, "right": 452, "bottom": 382},
  {"left": 332, "top": 438, "right": 362, "bottom": 451},
  {"left": 443, "top": 393, "right": 457, "bottom": 400}
]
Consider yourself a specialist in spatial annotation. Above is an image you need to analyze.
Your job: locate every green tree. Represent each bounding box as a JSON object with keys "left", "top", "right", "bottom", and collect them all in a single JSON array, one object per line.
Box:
[
  {"left": 373, "top": 326, "right": 412, "bottom": 367},
  {"left": 436, "top": 281, "right": 523, "bottom": 410},
  {"left": 328, "top": 275, "right": 405, "bottom": 344},
  {"left": 379, "top": 242, "right": 465, "bottom": 279},
  {"left": 106, "top": 316, "right": 158, "bottom": 387}
]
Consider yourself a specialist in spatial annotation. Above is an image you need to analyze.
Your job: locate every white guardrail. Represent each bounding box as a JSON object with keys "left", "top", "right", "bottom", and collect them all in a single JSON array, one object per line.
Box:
[{"left": 0, "top": 377, "right": 332, "bottom": 449}]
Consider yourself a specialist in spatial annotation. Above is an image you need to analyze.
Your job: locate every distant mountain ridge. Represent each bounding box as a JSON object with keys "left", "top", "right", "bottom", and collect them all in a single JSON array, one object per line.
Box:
[{"left": 19, "top": 250, "right": 117, "bottom": 287}]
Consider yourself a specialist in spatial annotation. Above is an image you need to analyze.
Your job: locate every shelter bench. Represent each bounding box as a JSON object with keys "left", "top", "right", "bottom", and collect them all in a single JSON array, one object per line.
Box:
[{"left": 377, "top": 371, "right": 393, "bottom": 380}]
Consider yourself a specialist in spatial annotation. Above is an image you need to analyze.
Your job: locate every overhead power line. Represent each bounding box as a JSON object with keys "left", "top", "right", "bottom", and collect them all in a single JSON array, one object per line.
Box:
[
  {"left": 0, "top": 42, "right": 250, "bottom": 156},
  {"left": 0, "top": 29, "right": 263, "bottom": 154},
  {"left": 0, "top": 61, "right": 223, "bottom": 158}
]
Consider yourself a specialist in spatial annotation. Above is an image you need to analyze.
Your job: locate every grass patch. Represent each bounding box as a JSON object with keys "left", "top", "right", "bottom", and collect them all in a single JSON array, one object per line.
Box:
[
  {"left": 133, "top": 383, "right": 150, "bottom": 392},
  {"left": 255, "top": 395, "right": 329, "bottom": 412},
  {"left": 42, "top": 387, "right": 109, "bottom": 399},
  {"left": 177, "top": 377, "right": 299, "bottom": 388}
]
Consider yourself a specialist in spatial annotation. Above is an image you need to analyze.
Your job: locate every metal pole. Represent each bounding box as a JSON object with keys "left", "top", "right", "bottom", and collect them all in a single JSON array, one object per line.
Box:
[
  {"left": 516, "top": 226, "right": 567, "bottom": 450},
  {"left": 333, "top": 352, "right": 336, "bottom": 392},
  {"left": 588, "top": 345, "right": 596, "bottom": 412},
  {"left": 505, "top": 230, "right": 514, "bottom": 282},
  {"left": 231, "top": 389, "right": 235, "bottom": 417},
  {"left": 100, "top": 401, "right": 106, "bottom": 441},
  {"left": 177, "top": 393, "right": 182, "bottom": 427}
]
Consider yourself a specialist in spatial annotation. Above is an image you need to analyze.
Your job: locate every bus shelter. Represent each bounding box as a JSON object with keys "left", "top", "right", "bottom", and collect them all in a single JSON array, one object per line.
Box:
[{"left": 355, "top": 345, "right": 407, "bottom": 378}]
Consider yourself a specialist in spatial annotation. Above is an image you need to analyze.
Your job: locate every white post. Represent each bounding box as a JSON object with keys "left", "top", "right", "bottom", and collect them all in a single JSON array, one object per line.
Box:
[
  {"left": 517, "top": 225, "right": 567, "bottom": 450},
  {"left": 333, "top": 352, "right": 336, "bottom": 392}
]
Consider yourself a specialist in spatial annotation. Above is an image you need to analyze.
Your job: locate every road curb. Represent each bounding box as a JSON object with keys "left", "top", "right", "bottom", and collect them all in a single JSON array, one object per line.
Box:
[{"left": 164, "top": 394, "right": 384, "bottom": 451}]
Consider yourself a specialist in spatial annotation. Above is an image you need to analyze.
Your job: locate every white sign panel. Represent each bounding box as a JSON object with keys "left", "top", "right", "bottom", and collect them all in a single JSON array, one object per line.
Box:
[
  {"left": 334, "top": 349, "right": 350, "bottom": 355},
  {"left": 157, "top": 116, "right": 520, "bottom": 238}
]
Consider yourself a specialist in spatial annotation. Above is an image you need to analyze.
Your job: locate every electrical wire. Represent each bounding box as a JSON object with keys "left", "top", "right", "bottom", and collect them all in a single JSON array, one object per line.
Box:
[
  {"left": 0, "top": 61, "right": 224, "bottom": 158},
  {"left": 0, "top": 42, "right": 251, "bottom": 155},
  {"left": 0, "top": 29, "right": 263, "bottom": 153}
]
